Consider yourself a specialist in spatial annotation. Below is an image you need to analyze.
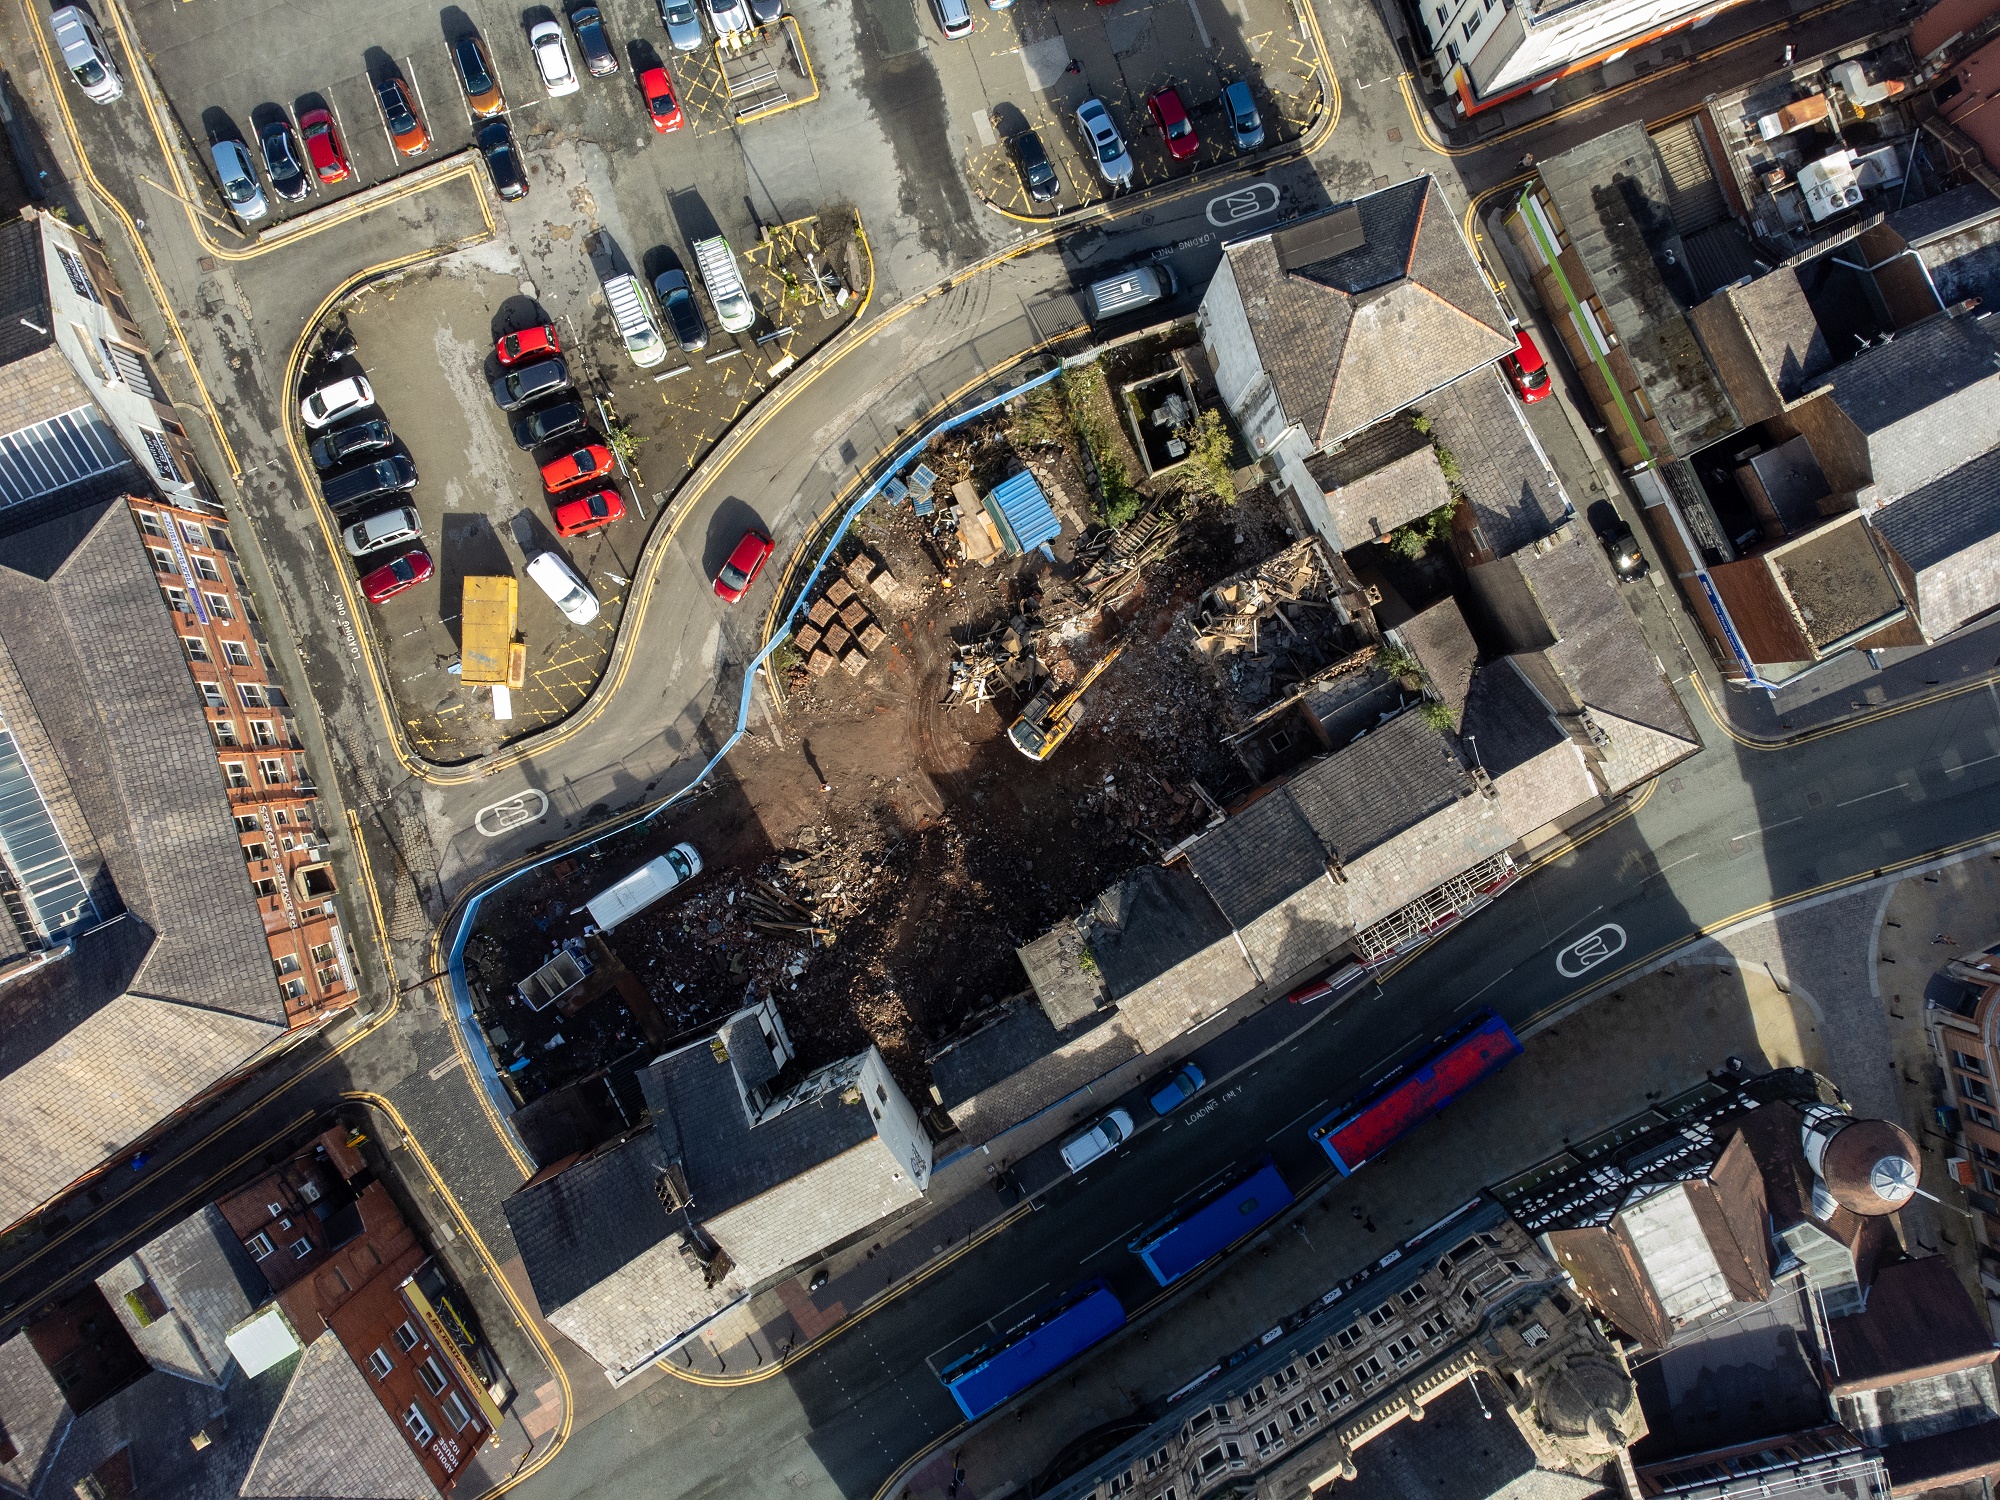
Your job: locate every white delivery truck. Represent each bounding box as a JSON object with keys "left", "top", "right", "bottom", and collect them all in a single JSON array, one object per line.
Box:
[
  {"left": 584, "top": 843, "right": 703, "bottom": 930},
  {"left": 692, "top": 235, "right": 757, "bottom": 335},
  {"left": 602, "top": 271, "right": 668, "bottom": 368}
]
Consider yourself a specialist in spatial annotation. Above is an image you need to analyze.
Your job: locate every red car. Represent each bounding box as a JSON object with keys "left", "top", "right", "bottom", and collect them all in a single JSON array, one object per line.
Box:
[
  {"left": 541, "top": 443, "right": 615, "bottom": 492},
  {"left": 360, "top": 546, "right": 433, "bottom": 603},
  {"left": 639, "top": 66, "right": 683, "bottom": 132},
  {"left": 554, "top": 488, "right": 625, "bottom": 537},
  {"left": 497, "top": 324, "right": 560, "bottom": 365},
  {"left": 1503, "top": 327, "right": 1551, "bottom": 403},
  {"left": 299, "top": 107, "right": 350, "bottom": 184},
  {"left": 1147, "top": 88, "right": 1199, "bottom": 160},
  {"left": 714, "top": 529, "right": 774, "bottom": 603}
]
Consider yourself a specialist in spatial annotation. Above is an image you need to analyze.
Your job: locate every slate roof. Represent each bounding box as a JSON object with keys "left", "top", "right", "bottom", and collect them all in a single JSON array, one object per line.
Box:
[
  {"left": 1827, "top": 1255, "right": 1999, "bottom": 1393},
  {"left": 504, "top": 1131, "right": 681, "bottom": 1313},
  {"left": 0, "top": 1331, "right": 67, "bottom": 1498},
  {"left": 240, "top": 1335, "right": 437, "bottom": 1499},
  {"left": 1827, "top": 312, "right": 2000, "bottom": 503},
  {"left": 1315, "top": 445, "right": 1451, "bottom": 551},
  {"left": 1186, "top": 788, "right": 1327, "bottom": 930},
  {"left": 1396, "top": 598, "right": 1480, "bottom": 717},
  {"left": 1869, "top": 444, "right": 2000, "bottom": 639},
  {"left": 1887, "top": 182, "right": 2000, "bottom": 247},
  {"left": 0, "top": 217, "right": 54, "bottom": 369},
  {"left": 1309, "top": 1384, "right": 1604, "bottom": 1500},
  {"left": 1421, "top": 365, "right": 1570, "bottom": 557},
  {"left": 96, "top": 1204, "right": 265, "bottom": 1386},
  {"left": 1086, "top": 862, "right": 1237, "bottom": 1000},
  {"left": 1460, "top": 658, "right": 1565, "bottom": 778},
  {"left": 1725, "top": 269, "right": 1835, "bottom": 403},
  {"left": 1287, "top": 710, "right": 1476, "bottom": 863},
  {"left": 1536, "top": 124, "right": 1740, "bottom": 457},
  {"left": 0, "top": 502, "right": 286, "bottom": 1226},
  {"left": 1221, "top": 177, "right": 1514, "bottom": 448}
]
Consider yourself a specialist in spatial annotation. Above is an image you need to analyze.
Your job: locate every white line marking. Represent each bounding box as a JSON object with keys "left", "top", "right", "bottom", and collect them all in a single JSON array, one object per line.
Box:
[
  {"left": 1945, "top": 751, "right": 2000, "bottom": 773},
  {"left": 1079, "top": 1223, "right": 1143, "bottom": 1264},
  {"left": 406, "top": 56, "right": 433, "bottom": 147},
  {"left": 1182, "top": 0, "right": 1213, "bottom": 50},
  {"left": 1641, "top": 852, "right": 1704, "bottom": 882},
  {"left": 1537, "top": 905, "right": 1605, "bottom": 950},
  {"left": 1266, "top": 1097, "right": 1331, "bottom": 1142},
  {"left": 1460, "top": 966, "right": 1515, "bottom": 1008},
  {"left": 1837, "top": 782, "right": 1909, "bottom": 808},
  {"left": 1731, "top": 815, "right": 1803, "bottom": 841}
]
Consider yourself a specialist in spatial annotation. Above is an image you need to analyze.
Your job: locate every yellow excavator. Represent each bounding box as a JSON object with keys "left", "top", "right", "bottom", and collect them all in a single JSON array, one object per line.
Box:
[{"left": 1008, "top": 644, "right": 1126, "bottom": 761}]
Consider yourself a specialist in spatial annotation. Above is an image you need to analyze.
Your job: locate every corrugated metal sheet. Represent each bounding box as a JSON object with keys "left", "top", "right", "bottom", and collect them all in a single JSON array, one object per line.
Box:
[{"left": 984, "top": 471, "right": 1060, "bottom": 555}]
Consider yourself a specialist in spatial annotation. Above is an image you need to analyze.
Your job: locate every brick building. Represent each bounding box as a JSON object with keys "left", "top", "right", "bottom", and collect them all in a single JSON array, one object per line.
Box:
[
  {"left": 1925, "top": 950, "right": 2000, "bottom": 1310},
  {"left": 129, "top": 493, "right": 352, "bottom": 1024}
]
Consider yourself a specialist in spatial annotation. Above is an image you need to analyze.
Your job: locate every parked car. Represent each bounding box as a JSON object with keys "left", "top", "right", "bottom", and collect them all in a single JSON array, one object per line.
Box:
[
  {"left": 570, "top": 6, "right": 618, "bottom": 73},
  {"left": 1059, "top": 1108, "right": 1134, "bottom": 1172},
  {"left": 492, "top": 356, "right": 571, "bottom": 411},
  {"left": 713, "top": 528, "right": 773, "bottom": 602},
  {"left": 1222, "top": 79, "right": 1263, "bottom": 150},
  {"left": 377, "top": 77, "right": 429, "bottom": 156},
  {"left": 299, "top": 107, "right": 350, "bottom": 184},
  {"left": 257, "top": 115, "right": 310, "bottom": 202},
  {"left": 929, "top": 0, "right": 973, "bottom": 36},
  {"left": 1503, "top": 327, "right": 1550, "bottom": 403},
  {"left": 1603, "top": 524, "right": 1649, "bottom": 581},
  {"left": 497, "top": 324, "right": 560, "bottom": 365},
  {"left": 541, "top": 443, "right": 615, "bottom": 492},
  {"left": 1009, "top": 129, "right": 1058, "bottom": 203},
  {"left": 321, "top": 454, "right": 417, "bottom": 513},
  {"left": 748, "top": 0, "right": 784, "bottom": 24},
  {"left": 526, "top": 550, "right": 600, "bottom": 625},
  {"left": 639, "top": 66, "right": 682, "bottom": 131},
  {"left": 553, "top": 489, "right": 624, "bottom": 537},
  {"left": 704, "top": 0, "right": 751, "bottom": 34},
  {"left": 530, "top": 19, "right": 581, "bottom": 96},
  {"left": 342, "top": 505, "right": 422, "bottom": 557},
  {"left": 1149, "top": 1064, "right": 1205, "bottom": 1116},
  {"left": 51, "top": 5, "right": 122, "bottom": 104},
  {"left": 1076, "top": 99, "right": 1131, "bottom": 187},
  {"left": 659, "top": 0, "right": 705, "bottom": 50},
  {"left": 299, "top": 375, "right": 374, "bottom": 430},
  {"left": 1146, "top": 87, "right": 1199, "bottom": 160},
  {"left": 477, "top": 118, "right": 528, "bottom": 200},
  {"left": 511, "top": 400, "right": 589, "bottom": 449},
  {"left": 453, "top": 34, "right": 505, "bottom": 116},
  {"left": 585, "top": 843, "right": 702, "bottom": 929},
  {"left": 309, "top": 416, "right": 392, "bottom": 471},
  {"left": 360, "top": 546, "right": 433, "bottom": 604},
  {"left": 654, "top": 269, "right": 708, "bottom": 352},
  {"left": 209, "top": 139, "right": 268, "bottom": 224}
]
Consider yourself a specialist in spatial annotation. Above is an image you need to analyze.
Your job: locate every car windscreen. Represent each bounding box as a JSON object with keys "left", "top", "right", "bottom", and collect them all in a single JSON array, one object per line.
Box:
[
  {"left": 72, "top": 57, "right": 106, "bottom": 86},
  {"left": 1163, "top": 112, "right": 1190, "bottom": 139},
  {"left": 222, "top": 169, "right": 257, "bottom": 204},
  {"left": 719, "top": 561, "right": 749, "bottom": 590},
  {"left": 665, "top": 0, "right": 697, "bottom": 19},
  {"left": 666, "top": 849, "right": 692, "bottom": 880}
]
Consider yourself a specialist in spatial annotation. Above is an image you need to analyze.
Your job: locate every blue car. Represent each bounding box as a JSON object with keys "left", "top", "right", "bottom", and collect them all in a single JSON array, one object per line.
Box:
[{"left": 1150, "top": 1063, "right": 1205, "bottom": 1116}]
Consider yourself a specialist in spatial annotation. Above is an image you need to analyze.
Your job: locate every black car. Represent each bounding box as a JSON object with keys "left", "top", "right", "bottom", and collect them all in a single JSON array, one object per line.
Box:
[
  {"left": 257, "top": 117, "right": 310, "bottom": 203},
  {"left": 321, "top": 454, "right": 419, "bottom": 514},
  {"left": 492, "top": 356, "right": 571, "bottom": 411},
  {"left": 748, "top": 0, "right": 784, "bottom": 24},
  {"left": 1011, "top": 130, "right": 1058, "bottom": 203},
  {"left": 570, "top": 6, "right": 618, "bottom": 74},
  {"left": 309, "top": 416, "right": 393, "bottom": 472},
  {"left": 512, "top": 400, "right": 590, "bottom": 450},
  {"left": 478, "top": 118, "right": 528, "bottom": 201},
  {"left": 653, "top": 269, "right": 708, "bottom": 352},
  {"left": 1604, "top": 524, "right": 1649, "bottom": 581}
]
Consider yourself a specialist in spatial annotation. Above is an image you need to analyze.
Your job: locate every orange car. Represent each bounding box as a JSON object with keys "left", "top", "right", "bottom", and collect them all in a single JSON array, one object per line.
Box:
[
  {"left": 553, "top": 489, "right": 624, "bottom": 537},
  {"left": 541, "top": 443, "right": 615, "bottom": 493},
  {"left": 377, "top": 77, "right": 430, "bottom": 157},
  {"left": 453, "top": 35, "right": 505, "bottom": 117}
]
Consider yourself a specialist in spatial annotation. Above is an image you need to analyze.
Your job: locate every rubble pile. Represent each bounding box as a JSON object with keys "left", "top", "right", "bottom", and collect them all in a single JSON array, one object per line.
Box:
[{"left": 1186, "top": 538, "right": 1371, "bottom": 712}]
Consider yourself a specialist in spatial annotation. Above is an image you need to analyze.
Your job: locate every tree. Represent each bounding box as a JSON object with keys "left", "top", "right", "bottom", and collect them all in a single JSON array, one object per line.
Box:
[{"left": 1175, "top": 408, "right": 1237, "bottom": 506}]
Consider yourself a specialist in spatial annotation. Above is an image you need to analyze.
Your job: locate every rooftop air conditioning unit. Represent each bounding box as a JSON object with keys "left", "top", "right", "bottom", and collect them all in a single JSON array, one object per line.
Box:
[{"left": 1799, "top": 151, "right": 1864, "bottom": 222}]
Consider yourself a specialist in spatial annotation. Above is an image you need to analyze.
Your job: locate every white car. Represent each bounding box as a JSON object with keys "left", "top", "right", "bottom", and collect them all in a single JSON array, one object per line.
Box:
[
  {"left": 1059, "top": 1108, "right": 1134, "bottom": 1173},
  {"left": 50, "top": 5, "right": 122, "bottom": 104},
  {"left": 704, "top": 0, "right": 750, "bottom": 36},
  {"left": 299, "top": 375, "right": 375, "bottom": 430},
  {"left": 1077, "top": 99, "right": 1132, "bottom": 188},
  {"left": 529, "top": 19, "right": 580, "bottom": 97},
  {"left": 526, "top": 550, "right": 600, "bottom": 625}
]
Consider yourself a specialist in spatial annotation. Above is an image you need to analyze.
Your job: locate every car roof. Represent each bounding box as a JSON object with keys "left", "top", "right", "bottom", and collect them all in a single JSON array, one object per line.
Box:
[{"left": 1152, "top": 87, "right": 1185, "bottom": 114}]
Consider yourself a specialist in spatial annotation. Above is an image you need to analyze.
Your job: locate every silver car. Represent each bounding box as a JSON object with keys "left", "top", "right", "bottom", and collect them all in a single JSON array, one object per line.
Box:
[
  {"left": 1076, "top": 98, "right": 1132, "bottom": 188},
  {"left": 704, "top": 0, "right": 750, "bottom": 37},
  {"left": 1059, "top": 1108, "right": 1134, "bottom": 1173},
  {"left": 659, "top": 0, "right": 705, "bottom": 49},
  {"left": 210, "top": 139, "right": 267, "bottom": 223}
]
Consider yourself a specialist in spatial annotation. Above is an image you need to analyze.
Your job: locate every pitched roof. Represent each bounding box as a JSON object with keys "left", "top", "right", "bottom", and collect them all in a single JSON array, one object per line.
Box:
[
  {"left": 1421, "top": 365, "right": 1570, "bottom": 556},
  {"left": 0, "top": 216, "right": 54, "bottom": 369},
  {"left": 504, "top": 1132, "right": 681, "bottom": 1314},
  {"left": 1721, "top": 269, "right": 1835, "bottom": 403},
  {"left": 1086, "top": 862, "right": 1238, "bottom": 1001},
  {"left": 1314, "top": 445, "right": 1451, "bottom": 551},
  {"left": 0, "top": 1331, "right": 68, "bottom": 1497},
  {"left": 1868, "top": 441, "right": 2000, "bottom": 639},
  {"left": 1827, "top": 312, "right": 2000, "bottom": 503},
  {"left": 1459, "top": 658, "right": 1563, "bottom": 777},
  {"left": 1887, "top": 181, "right": 2000, "bottom": 247},
  {"left": 239, "top": 1335, "right": 437, "bottom": 1499},
  {"left": 96, "top": 1204, "right": 264, "bottom": 1386},
  {"left": 1536, "top": 124, "right": 1740, "bottom": 457},
  {"left": 1826, "top": 1255, "right": 1998, "bottom": 1394},
  {"left": 1286, "top": 710, "right": 1476, "bottom": 863},
  {"left": 1222, "top": 178, "right": 1514, "bottom": 447},
  {"left": 1396, "top": 598, "right": 1480, "bottom": 717}
]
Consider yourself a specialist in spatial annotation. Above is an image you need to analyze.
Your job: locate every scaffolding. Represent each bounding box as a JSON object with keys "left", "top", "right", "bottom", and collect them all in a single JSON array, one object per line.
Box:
[{"left": 1352, "top": 853, "right": 1516, "bottom": 963}]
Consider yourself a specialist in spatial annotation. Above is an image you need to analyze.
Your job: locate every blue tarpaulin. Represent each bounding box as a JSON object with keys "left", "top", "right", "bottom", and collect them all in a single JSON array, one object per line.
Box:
[{"left": 984, "top": 471, "right": 1061, "bottom": 555}]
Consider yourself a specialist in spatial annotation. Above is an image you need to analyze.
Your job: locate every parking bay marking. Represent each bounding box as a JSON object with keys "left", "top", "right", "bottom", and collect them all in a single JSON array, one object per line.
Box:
[
  {"left": 1555, "top": 923, "right": 1627, "bottom": 978},
  {"left": 476, "top": 788, "right": 549, "bottom": 835}
]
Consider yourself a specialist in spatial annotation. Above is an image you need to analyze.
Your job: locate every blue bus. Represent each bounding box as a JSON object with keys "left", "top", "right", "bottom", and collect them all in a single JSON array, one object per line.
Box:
[
  {"left": 1310, "top": 1010, "right": 1521, "bottom": 1176},
  {"left": 939, "top": 1281, "right": 1126, "bottom": 1419},
  {"left": 1128, "top": 1158, "right": 1294, "bottom": 1287}
]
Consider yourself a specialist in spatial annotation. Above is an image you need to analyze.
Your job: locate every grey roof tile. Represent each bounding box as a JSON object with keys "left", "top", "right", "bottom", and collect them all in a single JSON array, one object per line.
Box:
[
  {"left": 1723, "top": 269, "right": 1834, "bottom": 402},
  {"left": 1396, "top": 599, "right": 1480, "bottom": 716},
  {"left": 0, "top": 1331, "right": 68, "bottom": 1498},
  {"left": 240, "top": 1335, "right": 436, "bottom": 1499},
  {"left": 0, "top": 218, "right": 54, "bottom": 369},
  {"left": 1829, "top": 313, "right": 2000, "bottom": 503},
  {"left": 1185, "top": 789, "right": 1328, "bottom": 929},
  {"left": 504, "top": 1131, "right": 680, "bottom": 1313},
  {"left": 1870, "top": 444, "right": 2000, "bottom": 638},
  {"left": 1086, "top": 863, "right": 1237, "bottom": 1001},
  {"left": 1285, "top": 710, "right": 1474, "bottom": 863},
  {"left": 1421, "top": 366, "right": 1570, "bottom": 556},
  {"left": 1888, "top": 182, "right": 2000, "bottom": 247},
  {"left": 1460, "top": 658, "right": 1565, "bottom": 777},
  {"left": 96, "top": 1204, "right": 266, "bottom": 1386}
]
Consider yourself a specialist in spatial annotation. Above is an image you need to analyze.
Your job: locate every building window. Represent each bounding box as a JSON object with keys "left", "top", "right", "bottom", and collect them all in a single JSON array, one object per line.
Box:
[
  {"left": 440, "top": 1389, "right": 474, "bottom": 1431},
  {"left": 104, "top": 341, "right": 161, "bottom": 399},
  {"left": 310, "top": 941, "right": 335, "bottom": 964},
  {"left": 244, "top": 840, "right": 267, "bottom": 864},
  {"left": 394, "top": 1321, "right": 421, "bottom": 1353},
  {"left": 223, "top": 640, "right": 251, "bottom": 667},
  {"left": 402, "top": 1406, "right": 434, "bottom": 1448},
  {"left": 1368, "top": 1303, "right": 1395, "bottom": 1327},
  {"left": 138, "top": 429, "right": 183, "bottom": 485},
  {"left": 207, "top": 525, "right": 232, "bottom": 553},
  {"left": 192, "top": 555, "right": 220, "bottom": 582},
  {"left": 201, "top": 682, "right": 228, "bottom": 709},
  {"left": 202, "top": 591, "right": 231, "bottom": 620},
  {"left": 1962, "top": 1075, "right": 1992, "bottom": 1105},
  {"left": 250, "top": 720, "right": 278, "bottom": 747},
  {"left": 224, "top": 761, "right": 250, "bottom": 788},
  {"left": 246, "top": 1232, "right": 274, "bottom": 1258},
  {"left": 161, "top": 585, "right": 188, "bottom": 614},
  {"left": 184, "top": 636, "right": 211, "bottom": 663},
  {"left": 1954, "top": 1051, "right": 1987, "bottom": 1078},
  {"left": 179, "top": 520, "right": 205, "bottom": 547},
  {"left": 253, "top": 878, "right": 279, "bottom": 897},
  {"left": 274, "top": 953, "right": 299, "bottom": 974},
  {"left": 239, "top": 682, "right": 267, "bottom": 709},
  {"left": 1972, "top": 1106, "right": 2000, "bottom": 1130},
  {"left": 368, "top": 1347, "right": 393, "bottom": 1379},
  {"left": 136, "top": 510, "right": 165, "bottom": 538},
  {"left": 147, "top": 546, "right": 177, "bottom": 575},
  {"left": 234, "top": 814, "right": 260, "bottom": 833},
  {"left": 1462, "top": 7, "right": 1480, "bottom": 36},
  {"left": 289, "top": 1238, "right": 312, "bottom": 1259},
  {"left": 282, "top": 978, "right": 307, "bottom": 1001},
  {"left": 212, "top": 720, "right": 238, "bottom": 747},
  {"left": 259, "top": 757, "right": 288, "bottom": 785},
  {"left": 1335, "top": 1325, "right": 1362, "bottom": 1348},
  {"left": 55, "top": 246, "right": 100, "bottom": 303},
  {"left": 418, "top": 1357, "right": 449, "bottom": 1397}
]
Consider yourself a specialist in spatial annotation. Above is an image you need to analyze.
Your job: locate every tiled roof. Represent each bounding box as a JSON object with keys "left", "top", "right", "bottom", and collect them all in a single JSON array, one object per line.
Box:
[
  {"left": 240, "top": 1334, "right": 436, "bottom": 1499},
  {"left": 96, "top": 1204, "right": 264, "bottom": 1386},
  {"left": 1290, "top": 710, "right": 1474, "bottom": 860},
  {"left": 1222, "top": 178, "right": 1514, "bottom": 447},
  {"left": 1887, "top": 182, "right": 2000, "bottom": 247},
  {"left": 0, "top": 217, "right": 54, "bottom": 369},
  {"left": 1869, "top": 443, "right": 2000, "bottom": 639},
  {"left": 504, "top": 1132, "right": 681, "bottom": 1314},
  {"left": 0, "top": 1332, "right": 68, "bottom": 1497},
  {"left": 1826, "top": 1255, "right": 1998, "bottom": 1393},
  {"left": 1186, "top": 788, "right": 1327, "bottom": 930},
  {"left": 1536, "top": 124, "right": 1740, "bottom": 457},
  {"left": 1827, "top": 312, "right": 2000, "bottom": 503},
  {"left": 1396, "top": 598, "right": 1480, "bottom": 717},
  {"left": 1460, "top": 658, "right": 1564, "bottom": 778},
  {"left": 1086, "top": 863, "right": 1237, "bottom": 1001},
  {"left": 930, "top": 1005, "right": 1142, "bottom": 1148},
  {"left": 1421, "top": 366, "right": 1570, "bottom": 556},
  {"left": 1314, "top": 445, "right": 1451, "bottom": 551},
  {"left": 0, "top": 502, "right": 286, "bottom": 1226},
  {"left": 1725, "top": 270, "right": 1834, "bottom": 402}
]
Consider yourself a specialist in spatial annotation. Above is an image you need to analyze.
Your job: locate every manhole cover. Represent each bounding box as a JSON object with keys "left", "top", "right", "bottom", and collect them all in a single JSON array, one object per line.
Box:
[{"left": 1141, "top": 212, "right": 1156, "bottom": 225}]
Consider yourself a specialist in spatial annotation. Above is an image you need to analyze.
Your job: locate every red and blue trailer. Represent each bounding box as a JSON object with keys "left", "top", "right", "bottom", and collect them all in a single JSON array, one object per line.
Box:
[{"left": 1310, "top": 1010, "right": 1522, "bottom": 1175}]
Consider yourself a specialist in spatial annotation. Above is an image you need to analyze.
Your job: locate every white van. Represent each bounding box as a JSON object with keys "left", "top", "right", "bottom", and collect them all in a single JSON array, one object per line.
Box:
[
  {"left": 50, "top": 6, "right": 122, "bottom": 104},
  {"left": 1085, "top": 265, "right": 1177, "bottom": 321},
  {"left": 525, "top": 550, "right": 600, "bottom": 626},
  {"left": 692, "top": 235, "right": 757, "bottom": 335},
  {"left": 602, "top": 272, "right": 668, "bottom": 369},
  {"left": 586, "top": 843, "right": 703, "bottom": 929}
]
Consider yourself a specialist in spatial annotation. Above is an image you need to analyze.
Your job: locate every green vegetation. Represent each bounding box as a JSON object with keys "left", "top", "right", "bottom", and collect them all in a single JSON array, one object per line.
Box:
[
  {"left": 1060, "top": 367, "right": 1143, "bottom": 527},
  {"left": 1421, "top": 699, "right": 1457, "bottom": 733},
  {"left": 1386, "top": 501, "right": 1459, "bottom": 559},
  {"left": 1433, "top": 442, "right": 1463, "bottom": 490},
  {"left": 605, "top": 422, "right": 644, "bottom": 465},
  {"left": 1012, "top": 383, "right": 1069, "bottom": 449},
  {"left": 770, "top": 641, "right": 802, "bottom": 677},
  {"left": 1174, "top": 408, "right": 1237, "bottom": 506},
  {"left": 1077, "top": 946, "right": 1100, "bottom": 975},
  {"left": 1377, "top": 645, "right": 1422, "bottom": 682}
]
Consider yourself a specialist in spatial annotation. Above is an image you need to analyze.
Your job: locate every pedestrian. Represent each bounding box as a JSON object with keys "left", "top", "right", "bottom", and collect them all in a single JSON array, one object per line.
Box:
[
  {"left": 1363, "top": 1217, "right": 1377, "bottom": 1233},
  {"left": 1935, "top": 933, "right": 1958, "bottom": 945},
  {"left": 1065, "top": 58, "right": 1082, "bottom": 74},
  {"left": 1350, "top": 1205, "right": 1364, "bottom": 1222},
  {"left": 1518, "top": 151, "right": 1535, "bottom": 172}
]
